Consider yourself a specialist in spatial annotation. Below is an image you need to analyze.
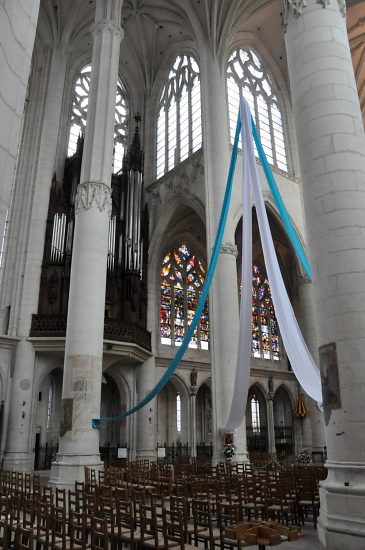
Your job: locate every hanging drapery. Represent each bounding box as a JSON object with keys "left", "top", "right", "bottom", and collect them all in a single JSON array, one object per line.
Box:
[
  {"left": 93, "top": 97, "right": 321, "bottom": 430},
  {"left": 92, "top": 118, "right": 242, "bottom": 429},
  {"left": 224, "top": 98, "right": 322, "bottom": 433}
]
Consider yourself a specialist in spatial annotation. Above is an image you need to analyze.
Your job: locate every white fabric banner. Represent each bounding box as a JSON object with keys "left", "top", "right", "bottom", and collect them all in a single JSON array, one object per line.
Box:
[{"left": 224, "top": 99, "right": 322, "bottom": 433}]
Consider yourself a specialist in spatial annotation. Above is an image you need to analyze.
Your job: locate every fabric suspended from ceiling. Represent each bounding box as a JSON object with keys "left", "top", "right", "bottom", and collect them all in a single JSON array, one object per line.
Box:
[{"left": 224, "top": 98, "right": 322, "bottom": 434}]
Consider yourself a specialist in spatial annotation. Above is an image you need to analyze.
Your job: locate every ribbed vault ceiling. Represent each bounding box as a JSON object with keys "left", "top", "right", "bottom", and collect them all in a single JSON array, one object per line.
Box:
[{"left": 38, "top": 0, "right": 365, "bottom": 122}]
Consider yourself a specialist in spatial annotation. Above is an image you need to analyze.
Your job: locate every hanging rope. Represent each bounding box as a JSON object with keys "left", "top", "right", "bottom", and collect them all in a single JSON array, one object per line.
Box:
[{"left": 92, "top": 116, "right": 242, "bottom": 429}]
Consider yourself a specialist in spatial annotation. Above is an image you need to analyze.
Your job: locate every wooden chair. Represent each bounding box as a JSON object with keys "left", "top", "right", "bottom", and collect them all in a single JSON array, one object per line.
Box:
[
  {"left": 90, "top": 516, "right": 108, "bottom": 550},
  {"left": 51, "top": 505, "right": 71, "bottom": 549},
  {"left": 139, "top": 503, "right": 166, "bottom": 549},
  {"left": 241, "top": 480, "right": 266, "bottom": 521},
  {"left": 15, "top": 525, "right": 34, "bottom": 550},
  {"left": 192, "top": 499, "right": 220, "bottom": 549},
  {"left": 35, "top": 501, "right": 52, "bottom": 549},
  {"left": 216, "top": 500, "right": 245, "bottom": 550},
  {"left": 265, "top": 479, "right": 294, "bottom": 526},
  {"left": 115, "top": 498, "right": 142, "bottom": 549},
  {"left": 98, "top": 494, "right": 117, "bottom": 549},
  {"left": 162, "top": 508, "right": 197, "bottom": 550},
  {"left": 68, "top": 510, "right": 90, "bottom": 550},
  {"left": 0, "top": 515, "right": 9, "bottom": 550},
  {"left": 68, "top": 490, "right": 84, "bottom": 515},
  {"left": 296, "top": 478, "right": 320, "bottom": 528},
  {"left": 170, "top": 495, "right": 200, "bottom": 544},
  {"left": 7, "top": 493, "right": 22, "bottom": 547}
]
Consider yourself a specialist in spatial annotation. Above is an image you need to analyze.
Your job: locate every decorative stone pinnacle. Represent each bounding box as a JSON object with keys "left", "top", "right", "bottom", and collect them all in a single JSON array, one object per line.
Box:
[{"left": 125, "top": 114, "right": 143, "bottom": 173}]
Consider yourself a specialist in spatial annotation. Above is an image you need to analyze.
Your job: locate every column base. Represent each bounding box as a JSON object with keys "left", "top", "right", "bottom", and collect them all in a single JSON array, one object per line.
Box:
[
  {"left": 2, "top": 452, "right": 34, "bottom": 472},
  {"left": 49, "top": 452, "right": 103, "bottom": 489},
  {"left": 318, "top": 461, "right": 365, "bottom": 549},
  {"left": 136, "top": 449, "right": 156, "bottom": 461}
]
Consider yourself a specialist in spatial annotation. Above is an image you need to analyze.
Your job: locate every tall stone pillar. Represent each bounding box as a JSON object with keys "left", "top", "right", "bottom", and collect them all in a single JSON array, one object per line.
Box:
[
  {"left": 136, "top": 357, "right": 157, "bottom": 460},
  {"left": 0, "top": 0, "right": 40, "bottom": 245},
  {"left": 267, "top": 393, "right": 276, "bottom": 456},
  {"left": 296, "top": 277, "right": 325, "bottom": 453},
  {"left": 284, "top": 1, "right": 365, "bottom": 546},
  {"left": 3, "top": 47, "right": 69, "bottom": 470},
  {"left": 189, "top": 385, "right": 198, "bottom": 458},
  {"left": 200, "top": 47, "right": 247, "bottom": 463},
  {"left": 50, "top": 0, "right": 123, "bottom": 486}
]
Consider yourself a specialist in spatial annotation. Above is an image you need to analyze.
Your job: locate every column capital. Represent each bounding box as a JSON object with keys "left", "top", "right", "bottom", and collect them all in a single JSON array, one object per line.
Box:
[
  {"left": 91, "top": 19, "right": 124, "bottom": 39},
  {"left": 281, "top": 0, "right": 346, "bottom": 31},
  {"left": 75, "top": 181, "right": 112, "bottom": 214},
  {"left": 220, "top": 242, "right": 238, "bottom": 258}
]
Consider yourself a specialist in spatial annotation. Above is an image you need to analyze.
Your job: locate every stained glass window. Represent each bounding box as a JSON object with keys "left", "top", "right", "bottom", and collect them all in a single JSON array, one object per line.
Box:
[
  {"left": 227, "top": 49, "right": 288, "bottom": 172},
  {"left": 252, "top": 264, "right": 280, "bottom": 360},
  {"left": 67, "top": 65, "right": 129, "bottom": 173},
  {"left": 156, "top": 54, "right": 202, "bottom": 179},
  {"left": 160, "top": 243, "right": 209, "bottom": 349}
]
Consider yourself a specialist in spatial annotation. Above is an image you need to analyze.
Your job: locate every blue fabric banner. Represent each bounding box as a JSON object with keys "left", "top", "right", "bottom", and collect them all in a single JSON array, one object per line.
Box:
[
  {"left": 92, "top": 116, "right": 242, "bottom": 429},
  {"left": 251, "top": 119, "right": 313, "bottom": 280}
]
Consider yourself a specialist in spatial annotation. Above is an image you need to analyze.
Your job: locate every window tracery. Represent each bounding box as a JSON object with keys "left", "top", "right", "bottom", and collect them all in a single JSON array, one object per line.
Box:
[
  {"left": 67, "top": 65, "right": 129, "bottom": 173},
  {"left": 156, "top": 54, "right": 202, "bottom": 179},
  {"left": 227, "top": 48, "right": 288, "bottom": 172},
  {"left": 160, "top": 243, "right": 209, "bottom": 349}
]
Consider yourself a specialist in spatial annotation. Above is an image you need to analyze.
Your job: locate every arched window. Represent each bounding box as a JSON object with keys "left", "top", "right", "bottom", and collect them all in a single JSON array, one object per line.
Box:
[
  {"left": 176, "top": 393, "right": 181, "bottom": 433},
  {"left": 251, "top": 396, "right": 260, "bottom": 433},
  {"left": 67, "top": 65, "right": 129, "bottom": 173},
  {"left": 160, "top": 243, "right": 209, "bottom": 349},
  {"left": 46, "top": 382, "right": 54, "bottom": 430},
  {"left": 252, "top": 264, "right": 280, "bottom": 360},
  {"left": 156, "top": 54, "right": 202, "bottom": 179},
  {"left": 227, "top": 49, "right": 288, "bottom": 171}
]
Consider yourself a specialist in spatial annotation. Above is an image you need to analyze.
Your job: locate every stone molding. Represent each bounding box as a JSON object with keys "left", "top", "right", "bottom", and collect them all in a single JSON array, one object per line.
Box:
[
  {"left": 220, "top": 243, "right": 238, "bottom": 257},
  {"left": 282, "top": 0, "right": 346, "bottom": 29},
  {"left": 91, "top": 19, "right": 124, "bottom": 39},
  {"left": 75, "top": 182, "right": 112, "bottom": 214}
]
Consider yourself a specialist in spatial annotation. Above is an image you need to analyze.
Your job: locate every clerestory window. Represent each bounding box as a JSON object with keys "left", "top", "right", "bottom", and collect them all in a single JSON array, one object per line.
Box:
[
  {"left": 67, "top": 65, "right": 129, "bottom": 173},
  {"left": 160, "top": 243, "right": 209, "bottom": 350},
  {"left": 156, "top": 54, "right": 202, "bottom": 179},
  {"left": 227, "top": 48, "right": 288, "bottom": 172}
]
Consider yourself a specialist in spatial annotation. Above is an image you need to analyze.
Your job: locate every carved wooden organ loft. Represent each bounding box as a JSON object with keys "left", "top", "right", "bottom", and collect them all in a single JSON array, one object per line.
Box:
[{"left": 30, "top": 120, "right": 151, "bottom": 351}]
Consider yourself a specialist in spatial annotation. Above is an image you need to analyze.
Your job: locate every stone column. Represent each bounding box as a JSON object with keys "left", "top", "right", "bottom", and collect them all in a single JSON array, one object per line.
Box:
[
  {"left": 3, "top": 47, "right": 69, "bottom": 470},
  {"left": 136, "top": 357, "right": 157, "bottom": 460},
  {"left": 0, "top": 0, "right": 40, "bottom": 244},
  {"left": 296, "top": 277, "right": 325, "bottom": 453},
  {"left": 50, "top": 0, "right": 123, "bottom": 486},
  {"left": 284, "top": 1, "right": 365, "bottom": 546},
  {"left": 189, "top": 385, "right": 198, "bottom": 458},
  {"left": 267, "top": 391, "right": 276, "bottom": 456},
  {"left": 200, "top": 47, "right": 247, "bottom": 462}
]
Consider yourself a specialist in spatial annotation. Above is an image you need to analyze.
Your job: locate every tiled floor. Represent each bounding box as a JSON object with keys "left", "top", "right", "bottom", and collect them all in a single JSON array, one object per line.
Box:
[{"left": 283, "top": 526, "right": 322, "bottom": 550}]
